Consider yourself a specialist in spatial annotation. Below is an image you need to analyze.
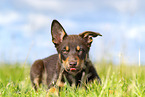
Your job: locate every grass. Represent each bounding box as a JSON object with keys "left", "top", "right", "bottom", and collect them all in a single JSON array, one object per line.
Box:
[{"left": 0, "top": 62, "right": 145, "bottom": 97}]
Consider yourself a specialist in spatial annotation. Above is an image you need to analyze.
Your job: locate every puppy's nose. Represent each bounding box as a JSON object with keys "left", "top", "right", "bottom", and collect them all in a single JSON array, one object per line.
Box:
[{"left": 69, "top": 62, "right": 77, "bottom": 67}]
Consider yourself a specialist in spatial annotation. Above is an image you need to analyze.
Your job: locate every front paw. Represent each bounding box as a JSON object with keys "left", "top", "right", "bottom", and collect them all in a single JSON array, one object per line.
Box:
[{"left": 46, "top": 87, "right": 59, "bottom": 97}]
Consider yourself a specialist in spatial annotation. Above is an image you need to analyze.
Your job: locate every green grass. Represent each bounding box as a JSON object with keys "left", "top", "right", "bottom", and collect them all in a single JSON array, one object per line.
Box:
[{"left": 0, "top": 62, "right": 145, "bottom": 97}]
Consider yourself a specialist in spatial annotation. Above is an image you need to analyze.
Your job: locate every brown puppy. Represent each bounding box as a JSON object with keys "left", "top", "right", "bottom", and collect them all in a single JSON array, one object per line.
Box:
[{"left": 30, "top": 20, "right": 102, "bottom": 91}]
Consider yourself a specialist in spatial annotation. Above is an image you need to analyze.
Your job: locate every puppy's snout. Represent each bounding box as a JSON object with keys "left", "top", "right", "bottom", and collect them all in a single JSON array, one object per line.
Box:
[{"left": 69, "top": 62, "right": 77, "bottom": 67}]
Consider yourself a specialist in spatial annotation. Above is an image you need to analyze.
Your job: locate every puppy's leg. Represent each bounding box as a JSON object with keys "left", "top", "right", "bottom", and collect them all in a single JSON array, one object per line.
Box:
[
  {"left": 30, "top": 60, "right": 44, "bottom": 91},
  {"left": 88, "top": 65, "right": 101, "bottom": 84}
]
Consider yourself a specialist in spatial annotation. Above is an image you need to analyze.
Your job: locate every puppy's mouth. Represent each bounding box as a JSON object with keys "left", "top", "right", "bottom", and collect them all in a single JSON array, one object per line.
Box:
[
  {"left": 66, "top": 68, "right": 78, "bottom": 72},
  {"left": 70, "top": 68, "right": 77, "bottom": 71},
  {"left": 65, "top": 67, "right": 82, "bottom": 74},
  {"left": 62, "top": 62, "right": 84, "bottom": 74}
]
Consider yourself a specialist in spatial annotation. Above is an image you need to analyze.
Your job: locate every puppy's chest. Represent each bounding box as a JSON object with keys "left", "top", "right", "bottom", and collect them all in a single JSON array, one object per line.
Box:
[{"left": 61, "top": 69, "right": 86, "bottom": 86}]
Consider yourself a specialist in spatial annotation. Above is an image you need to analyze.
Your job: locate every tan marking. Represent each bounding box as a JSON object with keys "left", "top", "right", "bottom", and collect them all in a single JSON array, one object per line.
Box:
[
  {"left": 65, "top": 46, "right": 69, "bottom": 51},
  {"left": 77, "top": 46, "right": 80, "bottom": 51},
  {"left": 57, "top": 81, "right": 65, "bottom": 87},
  {"left": 76, "top": 56, "right": 80, "bottom": 65},
  {"left": 52, "top": 39, "right": 55, "bottom": 43},
  {"left": 48, "top": 87, "right": 58, "bottom": 93},
  {"left": 59, "top": 54, "right": 61, "bottom": 60},
  {"left": 62, "top": 57, "right": 69, "bottom": 67},
  {"left": 76, "top": 56, "right": 85, "bottom": 71},
  {"left": 88, "top": 38, "right": 93, "bottom": 43},
  {"left": 42, "top": 70, "right": 47, "bottom": 85},
  {"left": 47, "top": 87, "right": 59, "bottom": 96},
  {"left": 80, "top": 72, "right": 87, "bottom": 87},
  {"left": 76, "top": 55, "right": 85, "bottom": 69},
  {"left": 56, "top": 67, "right": 65, "bottom": 87},
  {"left": 60, "top": 30, "right": 66, "bottom": 41},
  {"left": 34, "top": 77, "right": 40, "bottom": 88},
  {"left": 84, "top": 33, "right": 89, "bottom": 38}
]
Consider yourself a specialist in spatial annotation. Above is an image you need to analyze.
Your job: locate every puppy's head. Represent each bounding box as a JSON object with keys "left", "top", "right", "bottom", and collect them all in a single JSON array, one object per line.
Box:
[{"left": 51, "top": 20, "right": 102, "bottom": 75}]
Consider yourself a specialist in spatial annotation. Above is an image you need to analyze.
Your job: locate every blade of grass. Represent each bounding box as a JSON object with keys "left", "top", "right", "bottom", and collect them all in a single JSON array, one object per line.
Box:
[{"left": 99, "top": 66, "right": 111, "bottom": 97}]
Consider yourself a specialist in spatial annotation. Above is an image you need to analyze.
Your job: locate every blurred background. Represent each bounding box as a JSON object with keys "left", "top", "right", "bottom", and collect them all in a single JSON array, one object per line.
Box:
[{"left": 0, "top": 0, "right": 145, "bottom": 65}]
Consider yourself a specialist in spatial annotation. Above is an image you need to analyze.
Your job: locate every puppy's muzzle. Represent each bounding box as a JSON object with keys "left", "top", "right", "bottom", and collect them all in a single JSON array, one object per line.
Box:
[{"left": 69, "top": 61, "right": 77, "bottom": 67}]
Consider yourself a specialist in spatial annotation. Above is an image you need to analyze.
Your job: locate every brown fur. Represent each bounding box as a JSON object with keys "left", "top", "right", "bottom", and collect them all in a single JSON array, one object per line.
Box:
[{"left": 30, "top": 20, "right": 102, "bottom": 91}]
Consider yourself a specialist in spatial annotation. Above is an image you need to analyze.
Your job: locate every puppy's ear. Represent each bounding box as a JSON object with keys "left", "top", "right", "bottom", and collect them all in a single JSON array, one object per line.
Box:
[
  {"left": 79, "top": 31, "right": 102, "bottom": 47},
  {"left": 51, "top": 20, "right": 67, "bottom": 47}
]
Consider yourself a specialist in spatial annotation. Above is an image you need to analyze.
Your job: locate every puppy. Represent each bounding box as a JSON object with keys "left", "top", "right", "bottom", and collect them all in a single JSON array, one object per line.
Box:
[{"left": 30, "top": 20, "right": 102, "bottom": 91}]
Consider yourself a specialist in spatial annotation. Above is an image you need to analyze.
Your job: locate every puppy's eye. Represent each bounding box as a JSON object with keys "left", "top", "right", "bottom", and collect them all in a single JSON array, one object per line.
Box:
[
  {"left": 62, "top": 46, "right": 69, "bottom": 54},
  {"left": 77, "top": 48, "right": 83, "bottom": 54},
  {"left": 62, "top": 49, "right": 69, "bottom": 54}
]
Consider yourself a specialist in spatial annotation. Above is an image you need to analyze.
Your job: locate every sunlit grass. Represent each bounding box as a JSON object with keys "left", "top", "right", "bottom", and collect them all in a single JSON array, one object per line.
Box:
[{"left": 0, "top": 62, "right": 145, "bottom": 97}]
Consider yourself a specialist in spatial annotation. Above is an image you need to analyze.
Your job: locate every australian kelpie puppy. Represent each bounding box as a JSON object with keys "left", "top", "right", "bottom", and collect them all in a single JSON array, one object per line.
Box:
[{"left": 30, "top": 20, "right": 102, "bottom": 91}]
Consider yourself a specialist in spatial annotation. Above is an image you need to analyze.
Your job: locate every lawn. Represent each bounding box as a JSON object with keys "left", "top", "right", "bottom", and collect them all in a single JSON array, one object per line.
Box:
[{"left": 0, "top": 62, "right": 145, "bottom": 97}]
